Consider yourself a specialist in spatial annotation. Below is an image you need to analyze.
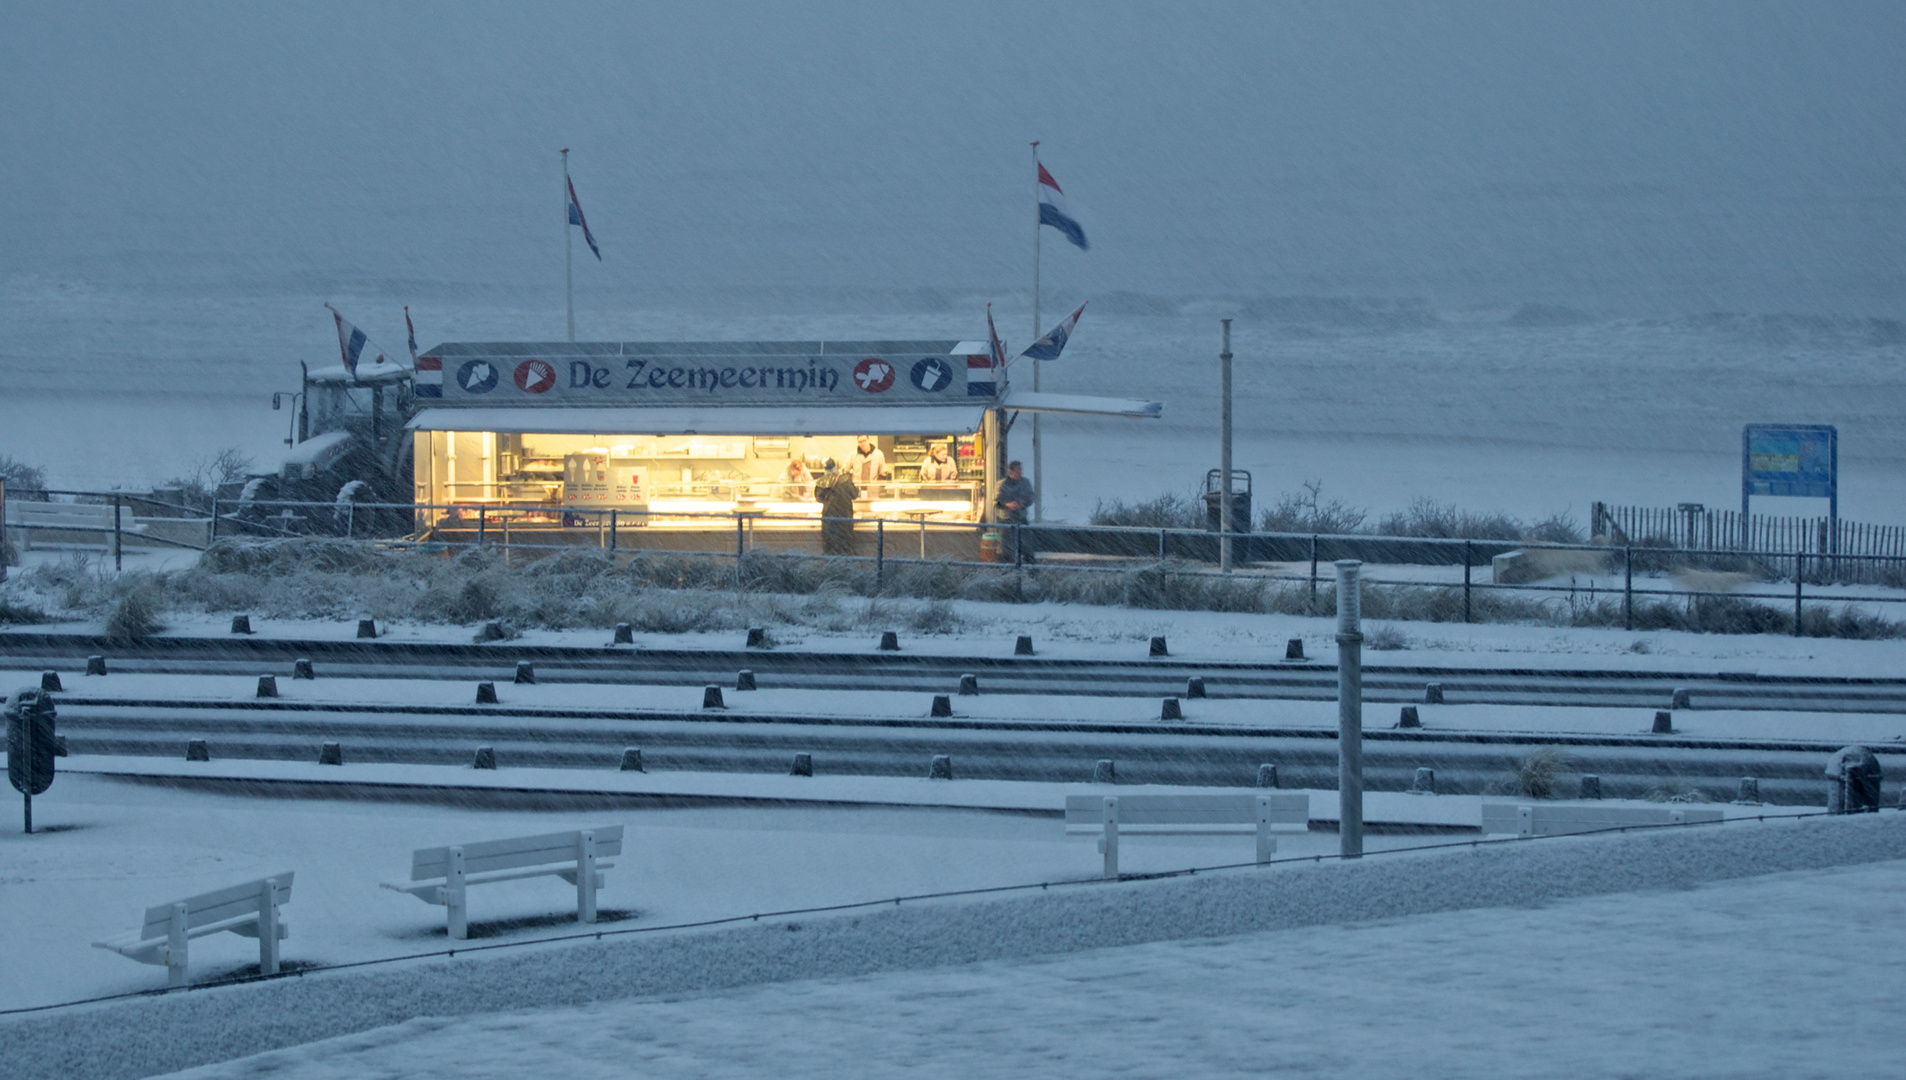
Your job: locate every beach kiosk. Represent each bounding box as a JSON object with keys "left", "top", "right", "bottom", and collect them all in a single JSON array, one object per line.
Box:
[{"left": 406, "top": 340, "right": 1158, "bottom": 556}]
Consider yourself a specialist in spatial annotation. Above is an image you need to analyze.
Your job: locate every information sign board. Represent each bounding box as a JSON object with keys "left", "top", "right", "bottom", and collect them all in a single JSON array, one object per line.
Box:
[{"left": 1741, "top": 423, "right": 1837, "bottom": 527}]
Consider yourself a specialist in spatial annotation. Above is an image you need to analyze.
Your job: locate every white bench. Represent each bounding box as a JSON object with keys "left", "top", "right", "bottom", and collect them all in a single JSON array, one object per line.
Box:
[
  {"left": 1066, "top": 794, "right": 1310, "bottom": 879},
  {"left": 1482, "top": 802, "right": 1724, "bottom": 837},
  {"left": 92, "top": 872, "right": 293, "bottom": 987},
  {"left": 382, "top": 826, "right": 621, "bottom": 939}
]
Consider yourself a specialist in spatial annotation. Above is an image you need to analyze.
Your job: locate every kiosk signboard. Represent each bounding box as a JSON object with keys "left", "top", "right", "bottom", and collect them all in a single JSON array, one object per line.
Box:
[{"left": 1741, "top": 423, "right": 1837, "bottom": 529}]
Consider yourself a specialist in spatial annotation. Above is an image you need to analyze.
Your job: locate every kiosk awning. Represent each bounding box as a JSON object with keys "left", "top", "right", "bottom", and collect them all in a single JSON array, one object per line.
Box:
[
  {"left": 999, "top": 391, "right": 1163, "bottom": 418},
  {"left": 406, "top": 405, "right": 991, "bottom": 437}
]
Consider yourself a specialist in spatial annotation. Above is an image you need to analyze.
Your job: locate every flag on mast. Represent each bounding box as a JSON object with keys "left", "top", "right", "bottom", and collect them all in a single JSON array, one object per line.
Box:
[
  {"left": 968, "top": 303, "right": 1007, "bottom": 397},
  {"left": 567, "top": 176, "right": 601, "bottom": 260},
  {"left": 1020, "top": 302, "right": 1087, "bottom": 361},
  {"left": 325, "top": 303, "right": 387, "bottom": 382},
  {"left": 405, "top": 306, "right": 420, "bottom": 365},
  {"left": 1037, "top": 163, "right": 1088, "bottom": 250}
]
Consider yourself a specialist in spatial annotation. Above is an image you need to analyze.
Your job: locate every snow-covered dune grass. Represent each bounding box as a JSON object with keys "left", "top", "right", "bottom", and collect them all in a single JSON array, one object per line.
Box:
[{"left": 6, "top": 537, "right": 1901, "bottom": 642}]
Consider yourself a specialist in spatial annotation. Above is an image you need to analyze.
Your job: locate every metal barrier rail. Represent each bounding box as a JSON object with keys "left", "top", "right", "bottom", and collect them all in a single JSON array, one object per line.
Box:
[{"left": 18, "top": 493, "right": 1906, "bottom": 635}]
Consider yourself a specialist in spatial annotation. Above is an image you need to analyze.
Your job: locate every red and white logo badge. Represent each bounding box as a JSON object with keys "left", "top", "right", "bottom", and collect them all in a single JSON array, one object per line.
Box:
[
  {"left": 853, "top": 357, "right": 895, "bottom": 393},
  {"left": 514, "top": 359, "right": 556, "bottom": 394}
]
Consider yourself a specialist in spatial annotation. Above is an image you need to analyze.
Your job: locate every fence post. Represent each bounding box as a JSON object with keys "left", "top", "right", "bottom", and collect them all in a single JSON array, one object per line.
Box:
[
  {"left": 1158, "top": 528, "right": 1166, "bottom": 562},
  {"left": 1336, "top": 560, "right": 1363, "bottom": 859},
  {"left": 1623, "top": 546, "right": 1634, "bottom": 631},
  {"left": 1462, "top": 540, "right": 1472, "bottom": 623},
  {"left": 1308, "top": 534, "right": 1319, "bottom": 615},
  {"left": 609, "top": 508, "right": 617, "bottom": 552},
  {"left": 210, "top": 497, "right": 219, "bottom": 541},
  {"left": 1014, "top": 523, "right": 1024, "bottom": 568},
  {"left": 346, "top": 502, "right": 355, "bottom": 539},
  {"left": 112, "top": 493, "right": 123, "bottom": 572},
  {"left": 1794, "top": 550, "right": 1804, "bottom": 637},
  {"left": 477, "top": 507, "right": 486, "bottom": 547},
  {"left": 877, "top": 519, "right": 885, "bottom": 589}
]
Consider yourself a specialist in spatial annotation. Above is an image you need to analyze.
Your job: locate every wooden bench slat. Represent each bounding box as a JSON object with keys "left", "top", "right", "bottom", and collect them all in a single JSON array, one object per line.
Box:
[
  {"left": 1064, "top": 794, "right": 1308, "bottom": 828},
  {"left": 410, "top": 826, "right": 623, "bottom": 880},
  {"left": 1482, "top": 803, "right": 1725, "bottom": 836},
  {"left": 138, "top": 872, "right": 293, "bottom": 939}
]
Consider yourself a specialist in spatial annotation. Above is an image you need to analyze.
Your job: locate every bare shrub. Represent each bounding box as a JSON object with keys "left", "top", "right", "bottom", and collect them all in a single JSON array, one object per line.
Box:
[
  {"left": 1512, "top": 746, "right": 1572, "bottom": 799},
  {"left": 1090, "top": 492, "right": 1203, "bottom": 530},
  {"left": 104, "top": 586, "right": 166, "bottom": 640},
  {"left": 1365, "top": 624, "right": 1410, "bottom": 650},
  {"left": 1259, "top": 480, "right": 1367, "bottom": 535}
]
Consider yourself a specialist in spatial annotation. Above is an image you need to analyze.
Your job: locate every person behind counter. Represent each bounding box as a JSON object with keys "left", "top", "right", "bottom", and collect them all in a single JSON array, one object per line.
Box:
[
  {"left": 995, "top": 459, "right": 1036, "bottom": 563},
  {"left": 814, "top": 458, "right": 859, "bottom": 556},
  {"left": 779, "top": 459, "right": 814, "bottom": 499},
  {"left": 918, "top": 442, "right": 960, "bottom": 481},
  {"left": 851, "top": 436, "right": 887, "bottom": 485}
]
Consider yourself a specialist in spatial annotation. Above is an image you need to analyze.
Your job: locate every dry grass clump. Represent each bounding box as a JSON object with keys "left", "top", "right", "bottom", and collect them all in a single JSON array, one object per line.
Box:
[{"left": 1512, "top": 746, "right": 1572, "bottom": 799}]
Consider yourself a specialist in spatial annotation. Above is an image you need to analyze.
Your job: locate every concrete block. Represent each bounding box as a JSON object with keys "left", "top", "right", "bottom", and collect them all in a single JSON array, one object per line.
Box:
[
  {"left": 736, "top": 669, "right": 756, "bottom": 691},
  {"left": 928, "top": 754, "right": 953, "bottom": 780},
  {"left": 255, "top": 675, "right": 278, "bottom": 698},
  {"left": 746, "top": 627, "right": 769, "bottom": 648},
  {"left": 1149, "top": 636, "right": 1169, "bottom": 657},
  {"left": 293, "top": 658, "right": 315, "bottom": 680},
  {"left": 1653, "top": 710, "right": 1674, "bottom": 734},
  {"left": 356, "top": 619, "right": 377, "bottom": 639},
  {"left": 1093, "top": 759, "right": 1116, "bottom": 784},
  {"left": 230, "top": 615, "right": 253, "bottom": 635},
  {"left": 473, "top": 746, "right": 496, "bottom": 770},
  {"left": 39, "top": 671, "right": 61, "bottom": 692},
  {"left": 929, "top": 694, "right": 953, "bottom": 718},
  {"left": 1735, "top": 776, "right": 1761, "bottom": 804},
  {"left": 958, "top": 673, "right": 979, "bottom": 696},
  {"left": 878, "top": 630, "right": 901, "bottom": 651},
  {"left": 1014, "top": 635, "right": 1035, "bottom": 656},
  {"left": 1160, "top": 697, "right": 1183, "bottom": 721},
  {"left": 1256, "top": 764, "right": 1278, "bottom": 788},
  {"left": 317, "top": 742, "right": 343, "bottom": 766},
  {"left": 613, "top": 622, "right": 634, "bottom": 645},
  {"left": 1580, "top": 774, "right": 1602, "bottom": 799},
  {"left": 1285, "top": 638, "right": 1305, "bottom": 661},
  {"left": 1671, "top": 687, "right": 1692, "bottom": 710},
  {"left": 475, "top": 682, "right": 499, "bottom": 704},
  {"left": 514, "top": 661, "right": 536, "bottom": 685},
  {"left": 85, "top": 655, "right": 107, "bottom": 676},
  {"left": 186, "top": 739, "right": 209, "bottom": 762},
  {"left": 790, "top": 752, "right": 813, "bottom": 777},
  {"left": 1423, "top": 683, "right": 1444, "bottom": 704},
  {"left": 619, "top": 747, "right": 645, "bottom": 772},
  {"left": 1398, "top": 706, "right": 1421, "bottom": 728},
  {"left": 1185, "top": 677, "right": 1207, "bottom": 699},
  {"left": 702, "top": 685, "right": 726, "bottom": 709},
  {"left": 1410, "top": 767, "right": 1435, "bottom": 794}
]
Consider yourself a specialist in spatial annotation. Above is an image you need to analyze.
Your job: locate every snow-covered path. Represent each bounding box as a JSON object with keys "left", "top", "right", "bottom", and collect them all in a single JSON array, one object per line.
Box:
[{"left": 163, "top": 856, "right": 1906, "bottom": 1080}]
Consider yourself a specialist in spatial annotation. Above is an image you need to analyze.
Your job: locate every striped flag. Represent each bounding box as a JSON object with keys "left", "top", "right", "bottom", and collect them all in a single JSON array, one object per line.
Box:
[
  {"left": 415, "top": 354, "right": 443, "bottom": 397},
  {"left": 405, "top": 306, "right": 420, "bottom": 366},
  {"left": 1021, "top": 302, "right": 1087, "bottom": 361},
  {"left": 325, "top": 304, "right": 386, "bottom": 381},
  {"left": 966, "top": 304, "right": 1006, "bottom": 398},
  {"left": 1037, "top": 163, "right": 1088, "bottom": 250},
  {"left": 568, "top": 177, "right": 601, "bottom": 260}
]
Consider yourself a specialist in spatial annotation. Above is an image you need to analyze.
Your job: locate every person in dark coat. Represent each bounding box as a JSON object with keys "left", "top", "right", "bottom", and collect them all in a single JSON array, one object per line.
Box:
[
  {"left": 814, "top": 459, "right": 859, "bottom": 556},
  {"left": 995, "top": 459, "right": 1035, "bottom": 562}
]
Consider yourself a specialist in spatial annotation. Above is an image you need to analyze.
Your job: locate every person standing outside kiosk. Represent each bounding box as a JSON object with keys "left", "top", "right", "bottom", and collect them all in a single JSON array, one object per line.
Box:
[
  {"left": 814, "top": 459, "right": 859, "bottom": 556},
  {"left": 995, "top": 459, "right": 1035, "bottom": 563}
]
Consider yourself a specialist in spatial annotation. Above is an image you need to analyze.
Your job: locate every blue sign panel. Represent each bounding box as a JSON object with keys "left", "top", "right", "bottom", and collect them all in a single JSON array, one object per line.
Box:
[{"left": 1742, "top": 424, "right": 1836, "bottom": 499}]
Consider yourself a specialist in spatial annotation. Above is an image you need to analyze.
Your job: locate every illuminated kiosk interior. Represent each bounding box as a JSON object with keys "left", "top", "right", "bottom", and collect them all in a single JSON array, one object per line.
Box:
[{"left": 409, "top": 340, "right": 1160, "bottom": 554}]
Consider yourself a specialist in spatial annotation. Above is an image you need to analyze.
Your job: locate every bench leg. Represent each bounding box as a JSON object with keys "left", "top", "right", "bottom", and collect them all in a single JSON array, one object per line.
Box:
[
  {"left": 1256, "top": 798, "right": 1276, "bottom": 865},
  {"left": 1101, "top": 796, "right": 1119, "bottom": 880},
  {"left": 1517, "top": 805, "right": 1534, "bottom": 838},
  {"left": 446, "top": 846, "right": 468, "bottom": 940},
  {"left": 258, "top": 878, "right": 281, "bottom": 976},
  {"left": 577, "top": 830, "right": 598, "bottom": 925},
  {"left": 165, "top": 902, "right": 188, "bottom": 987}
]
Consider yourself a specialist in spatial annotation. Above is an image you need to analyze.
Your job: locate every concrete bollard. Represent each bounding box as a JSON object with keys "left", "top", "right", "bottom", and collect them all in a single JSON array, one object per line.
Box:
[
  {"left": 1423, "top": 683, "right": 1444, "bottom": 704},
  {"left": 613, "top": 623, "right": 634, "bottom": 645},
  {"left": 1671, "top": 687, "right": 1692, "bottom": 710},
  {"left": 1185, "top": 677, "right": 1207, "bottom": 699},
  {"left": 1826, "top": 745, "right": 1882, "bottom": 813},
  {"left": 186, "top": 739, "right": 209, "bottom": 762},
  {"left": 293, "top": 658, "right": 315, "bottom": 680},
  {"left": 1160, "top": 697, "right": 1183, "bottom": 721},
  {"left": 256, "top": 675, "right": 278, "bottom": 699},
  {"left": 230, "top": 615, "right": 253, "bottom": 635},
  {"left": 1653, "top": 710, "right": 1674, "bottom": 734},
  {"left": 746, "top": 627, "right": 769, "bottom": 648},
  {"left": 356, "top": 619, "right": 378, "bottom": 639},
  {"left": 958, "top": 673, "right": 979, "bottom": 696},
  {"left": 476, "top": 621, "right": 511, "bottom": 643},
  {"left": 736, "top": 669, "right": 756, "bottom": 691},
  {"left": 1093, "top": 759, "right": 1116, "bottom": 784},
  {"left": 514, "top": 661, "right": 535, "bottom": 685},
  {"left": 86, "top": 655, "right": 107, "bottom": 676},
  {"left": 1285, "top": 638, "right": 1305, "bottom": 661},
  {"left": 475, "top": 682, "right": 499, "bottom": 704},
  {"left": 1580, "top": 774, "right": 1602, "bottom": 800},
  {"left": 619, "top": 747, "right": 645, "bottom": 772},
  {"left": 790, "top": 752, "right": 813, "bottom": 777},
  {"left": 473, "top": 746, "right": 496, "bottom": 770},
  {"left": 878, "top": 630, "right": 901, "bottom": 651},
  {"left": 1736, "top": 776, "right": 1761, "bottom": 805},
  {"left": 928, "top": 754, "right": 954, "bottom": 780},
  {"left": 40, "top": 671, "right": 62, "bottom": 692},
  {"left": 702, "top": 685, "right": 726, "bottom": 709},
  {"left": 318, "top": 742, "right": 343, "bottom": 766},
  {"left": 929, "top": 694, "right": 953, "bottom": 718},
  {"left": 1149, "top": 636, "right": 1169, "bottom": 657},
  {"left": 1397, "top": 706, "right": 1421, "bottom": 728},
  {"left": 1015, "top": 634, "right": 1035, "bottom": 656},
  {"left": 1410, "top": 767, "right": 1435, "bottom": 794},
  {"left": 1257, "top": 763, "right": 1278, "bottom": 789}
]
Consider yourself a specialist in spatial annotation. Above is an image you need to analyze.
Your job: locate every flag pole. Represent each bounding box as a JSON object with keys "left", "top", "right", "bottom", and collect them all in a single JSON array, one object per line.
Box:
[
  {"left": 1030, "top": 141, "right": 1043, "bottom": 523},
  {"left": 563, "top": 148, "right": 575, "bottom": 343}
]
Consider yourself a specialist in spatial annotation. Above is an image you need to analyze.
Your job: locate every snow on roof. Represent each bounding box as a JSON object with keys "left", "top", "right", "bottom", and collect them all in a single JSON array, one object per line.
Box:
[{"left": 407, "top": 404, "right": 990, "bottom": 436}]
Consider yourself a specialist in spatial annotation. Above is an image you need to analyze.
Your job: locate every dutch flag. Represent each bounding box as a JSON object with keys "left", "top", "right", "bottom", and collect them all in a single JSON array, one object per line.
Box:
[
  {"left": 326, "top": 304, "right": 386, "bottom": 381},
  {"left": 415, "top": 354, "right": 443, "bottom": 398},
  {"left": 405, "top": 306, "right": 420, "bottom": 366},
  {"left": 966, "top": 304, "right": 1007, "bottom": 398},
  {"left": 1037, "top": 163, "right": 1088, "bottom": 251},
  {"left": 568, "top": 177, "right": 601, "bottom": 260},
  {"left": 1021, "top": 302, "right": 1087, "bottom": 362}
]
